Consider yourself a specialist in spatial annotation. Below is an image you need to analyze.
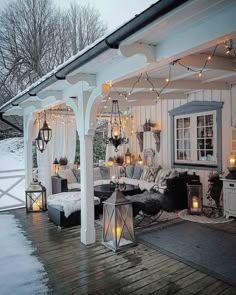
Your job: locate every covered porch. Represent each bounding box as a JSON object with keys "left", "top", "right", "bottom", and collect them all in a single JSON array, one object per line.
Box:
[{"left": 0, "top": 0, "right": 236, "bottom": 245}]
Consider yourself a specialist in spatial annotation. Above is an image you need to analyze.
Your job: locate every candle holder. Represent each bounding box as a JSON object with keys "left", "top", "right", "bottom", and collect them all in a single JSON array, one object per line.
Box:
[
  {"left": 102, "top": 187, "right": 136, "bottom": 252},
  {"left": 187, "top": 182, "right": 203, "bottom": 215},
  {"left": 226, "top": 154, "right": 236, "bottom": 179}
]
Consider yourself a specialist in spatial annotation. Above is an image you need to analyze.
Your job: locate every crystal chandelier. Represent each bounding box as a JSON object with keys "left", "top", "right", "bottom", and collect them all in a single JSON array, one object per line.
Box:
[{"left": 104, "top": 100, "right": 128, "bottom": 152}]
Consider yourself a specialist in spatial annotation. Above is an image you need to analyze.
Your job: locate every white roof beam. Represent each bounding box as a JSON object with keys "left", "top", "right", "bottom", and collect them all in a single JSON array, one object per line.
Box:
[
  {"left": 66, "top": 73, "right": 96, "bottom": 87},
  {"left": 119, "top": 43, "right": 156, "bottom": 63},
  {"left": 113, "top": 77, "right": 230, "bottom": 90}
]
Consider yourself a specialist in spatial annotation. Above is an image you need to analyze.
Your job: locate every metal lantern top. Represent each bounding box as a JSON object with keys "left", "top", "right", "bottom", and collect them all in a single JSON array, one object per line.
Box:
[
  {"left": 103, "top": 187, "right": 132, "bottom": 206},
  {"left": 26, "top": 181, "right": 46, "bottom": 193}
]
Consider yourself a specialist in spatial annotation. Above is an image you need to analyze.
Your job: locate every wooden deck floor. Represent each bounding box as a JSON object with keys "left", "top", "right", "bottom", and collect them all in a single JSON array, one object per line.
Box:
[{"left": 7, "top": 209, "right": 236, "bottom": 295}]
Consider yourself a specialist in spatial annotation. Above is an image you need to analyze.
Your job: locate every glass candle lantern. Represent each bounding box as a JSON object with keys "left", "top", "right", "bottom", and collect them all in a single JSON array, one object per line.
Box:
[
  {"left": 102, "top": 188, "right": 136, "bottom": 252},
  {"left": 25, "top": 181, "right": 47, "bottom": 213},
  {"left": 226, "top": 154, "right": 236, "bottom": 179},
  {"left": 125, "top": 148, "right": 131, "bottom": 165},
  {"left": 187, "top": 183, "right": 203, "bottom": 214}
]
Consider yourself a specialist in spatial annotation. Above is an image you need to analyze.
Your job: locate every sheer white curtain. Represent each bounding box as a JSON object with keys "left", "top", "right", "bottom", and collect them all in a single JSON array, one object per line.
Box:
[{"left": 35, "top": 115, "right": 76, "bottom": 195}]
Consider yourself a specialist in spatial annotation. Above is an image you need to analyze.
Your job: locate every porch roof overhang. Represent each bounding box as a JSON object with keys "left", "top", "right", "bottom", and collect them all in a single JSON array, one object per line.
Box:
[
  {"left": 0, "top": 0, "right": 189, "bottom": 114},
  {"left": 1, "top": 0, "right": 236, "bottom": 116}
]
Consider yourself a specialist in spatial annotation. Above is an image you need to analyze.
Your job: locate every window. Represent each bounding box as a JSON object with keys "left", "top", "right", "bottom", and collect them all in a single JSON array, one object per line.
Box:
[
  {"left": 175, "top": 111, "right": 216, "bottom": 165},
  {"left": 169, "top": 101, "right": 223, "bottom": 171}
]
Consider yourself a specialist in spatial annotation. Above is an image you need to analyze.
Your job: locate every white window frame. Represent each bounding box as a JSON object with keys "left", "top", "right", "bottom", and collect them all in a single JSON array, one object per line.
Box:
[{"left": 174, "top": 110, "right": 217, "bottom": 166}]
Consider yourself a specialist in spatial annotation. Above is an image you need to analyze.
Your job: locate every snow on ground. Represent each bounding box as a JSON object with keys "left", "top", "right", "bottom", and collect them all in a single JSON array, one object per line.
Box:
[
  {"left": 0, "top": 214, "right": 48, "bottom": 294},
  {"left": 0, "top": 137, "right": 25, "bottom": 210},
  {"left": 0, "top": 137, "right": 24, "bottom": 170}
]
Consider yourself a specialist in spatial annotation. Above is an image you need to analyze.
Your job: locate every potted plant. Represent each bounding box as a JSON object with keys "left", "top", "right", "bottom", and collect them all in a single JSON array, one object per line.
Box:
[{"left": 59, "top": 157, "right": 68, "bottom": 168}]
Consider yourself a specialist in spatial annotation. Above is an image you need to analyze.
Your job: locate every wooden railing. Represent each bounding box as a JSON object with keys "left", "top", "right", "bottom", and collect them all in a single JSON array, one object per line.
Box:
[{"left": 0, "top": 169, "right": 25, "bottom": 211}]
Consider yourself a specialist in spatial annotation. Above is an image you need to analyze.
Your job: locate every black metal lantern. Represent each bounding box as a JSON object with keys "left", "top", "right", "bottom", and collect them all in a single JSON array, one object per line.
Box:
[
  {"left": 102, "top": 187, "right": 136, "bottom": 252},
  {"left": 35, "top": 129, "right": 45, "bottom": 153},
  {"left": 53, "top": 158, "right": 60, "bottom": 175},
  {"left": 187, "top": 183, "right": 203, "bottom": 215},
  {"left": 25, "top": 181, "right": 47, "bottom": 213},
  {"left": 104, "top": 100, "right": 129, "bottom": 152},
  {"left": 40, "top": 111, "right": 52, "bottom": 144}
]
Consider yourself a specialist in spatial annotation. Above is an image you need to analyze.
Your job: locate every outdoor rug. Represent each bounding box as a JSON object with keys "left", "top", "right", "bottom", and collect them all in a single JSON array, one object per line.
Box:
[{"left": 138, "top": 220, "right": 236, "bottom": 287}]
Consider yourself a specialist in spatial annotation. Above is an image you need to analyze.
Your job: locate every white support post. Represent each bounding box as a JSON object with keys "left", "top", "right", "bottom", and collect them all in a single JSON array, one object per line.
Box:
[
  {"left": 79, "top": 132, "right": 96, "bottom": 244},
  {"left": 72, "top": 85, "right": 96, "bottom": 245},
  {"left": 23, "top": 112, "right": 33, "bottom": 188}
]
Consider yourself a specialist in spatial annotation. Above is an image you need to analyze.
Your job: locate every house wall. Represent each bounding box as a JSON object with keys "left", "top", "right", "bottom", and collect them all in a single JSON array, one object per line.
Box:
[{"left": 130, "top": 88, "right": 236, "bottom": 202}]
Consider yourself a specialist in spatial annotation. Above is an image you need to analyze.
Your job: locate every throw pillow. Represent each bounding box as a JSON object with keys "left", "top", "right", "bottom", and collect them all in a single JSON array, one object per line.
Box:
[
  {"left": 155, "top": 169, "right": 172, "bottom": 187},
  {"left": 140, "top": 166, "right": 150, "bottom": 181},
  {"left": 132, "top": 165, "right": 144, "bottom": 180},
  {"left": 125, "top": 165, "right": 134, "bottom": 178},
  {"left": 99, "top": 166, "right": 111, "bottom": 179},
  {"left": 146, "top": 166, "right": 161, "bottom": 183},
  {"left": 58, "top": 169, "right": 77, "bottom": 184},
  {"left": 72, "top": 168, "right": 80, "bottom": 183}
]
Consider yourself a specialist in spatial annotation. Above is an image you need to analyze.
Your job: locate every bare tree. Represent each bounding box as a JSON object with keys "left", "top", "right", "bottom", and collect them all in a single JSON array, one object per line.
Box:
[
  {"left": 67, "top": 2, "right": 107, "bottom": 55},
  {"left": 0, "top": 0, "right": 107, "bottom": 106}
]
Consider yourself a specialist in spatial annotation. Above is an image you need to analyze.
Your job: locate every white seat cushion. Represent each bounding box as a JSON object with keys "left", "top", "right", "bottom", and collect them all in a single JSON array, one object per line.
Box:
[{"left": 68, "top": 183, "right": 81, "bottom": 190}]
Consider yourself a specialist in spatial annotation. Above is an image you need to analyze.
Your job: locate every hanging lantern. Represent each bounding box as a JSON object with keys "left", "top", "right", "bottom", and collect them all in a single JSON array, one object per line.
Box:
[
  {"left": 125, "top": 148, "right": 131, "bottom": 165},
  {"left": 102, "top": 187, "right": 136, "bottom": 252},
  {"left": 187, "top": 182, "right": 203, "bottom": 215},
  {"left": 40, "top": 111, "right": 52, "bottom": 144},
  {"left": 104, "top": 100, "right": 129, "bottom": 152},
  {"left": 35, "top": 129, "right": 45, "bottom": 153},
  {"left": 25, "top": 181, "right": 47, "bottom": 213}
]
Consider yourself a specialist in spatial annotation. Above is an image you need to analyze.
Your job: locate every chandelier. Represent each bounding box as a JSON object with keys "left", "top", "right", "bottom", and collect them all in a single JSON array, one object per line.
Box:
[{"left": 104, "top": 100, "right": 128, "bottom": 152}]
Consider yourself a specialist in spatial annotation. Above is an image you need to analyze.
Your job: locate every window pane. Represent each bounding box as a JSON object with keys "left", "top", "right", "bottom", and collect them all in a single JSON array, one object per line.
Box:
[
  {"left": 177, "top": 140, "right": 183, "bottom": 149},
  {"left": 177, "top": 151, "right": 184, "bottom": 160},
  {"left": 206, "top": 115, "right": 213, "bottom": 126},
  {"left": 184, "top": 140, "right": 191, "bottom": 149},
  {"left": 206, "top": 127, "right": 213, "bottom": 137},
  {"left": 177, "top": 119, "right": 183, "bottom": 128},
  {"left": 184, "top": 150, "right": 191, "bottom": 160},
  {"left": 177, "top": 129, "right": 183, "bottom": 139},
  {"left": 206, "top": 139, "right": 213, "bottom": 149},
  {"left": 197, "top": 116, "right": 204, "bottom": 127},
  {"left": 206, "top": 150, "right": 213, "bottom": 161},
  {"left": 197, "top": 139, "right": 204, "bottom": 149},
  {"left": 184, "top": 129, "right": 190, "bottom": 139},
  {"left": 184, "top": 118, "right": 190, "bottom": 128},
  {"left": 198, "top": 150, "right": 206, "bottom": 161},
  {"left": 197, "top": 127, "right": 204, "bottom": 138}
]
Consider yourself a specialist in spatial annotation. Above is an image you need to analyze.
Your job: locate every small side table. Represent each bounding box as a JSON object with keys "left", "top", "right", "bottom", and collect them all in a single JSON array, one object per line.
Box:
[{"left": 222, "top": 179, "right": 236, "bottom": 219}]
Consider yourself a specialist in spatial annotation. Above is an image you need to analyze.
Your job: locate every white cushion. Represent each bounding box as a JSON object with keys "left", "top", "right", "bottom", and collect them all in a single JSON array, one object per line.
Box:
[
  {"left": 67, "top": 183, "right": 81, "bottom": 190},
  {"left": 58, "top": 169, "right": 77, "bottom": 184},
  {"left": 119, "top": 177, "right": 139, "bottom": 186},
  {"left": 138, "top": 181, "right": 155, "bottom": 192}
]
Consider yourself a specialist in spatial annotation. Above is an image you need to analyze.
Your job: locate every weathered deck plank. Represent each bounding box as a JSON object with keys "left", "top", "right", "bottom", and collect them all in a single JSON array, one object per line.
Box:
[{"left": 7, "top": 209, "right": 236, "bottom": 295}]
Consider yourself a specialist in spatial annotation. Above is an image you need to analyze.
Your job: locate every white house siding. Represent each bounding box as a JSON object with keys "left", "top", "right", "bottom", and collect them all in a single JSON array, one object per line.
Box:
[{"left": 130, "top": 88, "right": 235, "bottom": 203}]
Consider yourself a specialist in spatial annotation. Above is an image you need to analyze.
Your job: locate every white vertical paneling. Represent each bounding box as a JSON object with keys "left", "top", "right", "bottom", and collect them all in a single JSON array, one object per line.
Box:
[
  {"left": 127, "top": 89, "right": 232, "bottom": 197},
  {"left": 232, "top": 84, "right": 236, "bottom": 127},
  {"left": 161, "top": 99, "right": 168, "bottom": 168}
]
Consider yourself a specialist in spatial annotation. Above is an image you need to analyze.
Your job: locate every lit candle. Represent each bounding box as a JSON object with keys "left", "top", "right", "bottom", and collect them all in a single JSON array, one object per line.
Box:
[
  {"left": 32, "top": 200, "right": 42, "bottom": 211},
  {"left": 112, "top": 226, "right": 122, "bottom": 240},
  {"left": 192, "top": 197, "right": 199, "bottom": 209},
  {"left": 229, "top": 157, "right": 236, "bottom": 166}
]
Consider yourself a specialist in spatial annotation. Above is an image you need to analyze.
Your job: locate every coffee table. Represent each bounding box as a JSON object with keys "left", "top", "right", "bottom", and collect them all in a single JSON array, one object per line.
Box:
[{"left": 94, "top": 183, "right": 140, "bottom": 202}]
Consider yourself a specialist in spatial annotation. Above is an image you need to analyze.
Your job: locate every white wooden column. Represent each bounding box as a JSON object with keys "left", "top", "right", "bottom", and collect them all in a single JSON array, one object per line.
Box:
[
  {"left": 70, "top": 85, "right": 96, "bottom": 245},
  {"left": 79, "top": 131, "right": 96, "bottom": 244},
  {"left": 23, "top": 111, "right": 34, "bottom": 188}
]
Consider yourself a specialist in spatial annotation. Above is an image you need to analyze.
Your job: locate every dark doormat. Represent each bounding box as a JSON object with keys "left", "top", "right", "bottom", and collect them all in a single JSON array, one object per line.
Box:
[{"left": 138, "top": 220, "right": 236, "bottom": 287}]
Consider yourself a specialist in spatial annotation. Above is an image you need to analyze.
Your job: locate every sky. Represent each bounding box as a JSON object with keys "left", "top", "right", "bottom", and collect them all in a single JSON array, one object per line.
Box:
[{"left": 0, "top": 0, "right": 156, "bottom": 31}]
